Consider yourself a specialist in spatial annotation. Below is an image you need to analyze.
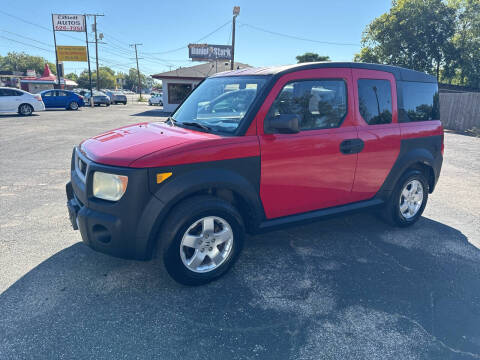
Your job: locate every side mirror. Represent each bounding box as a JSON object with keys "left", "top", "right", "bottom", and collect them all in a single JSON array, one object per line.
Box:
[{"left": 266, "top": 114, "right": 299, "bottom": 134}]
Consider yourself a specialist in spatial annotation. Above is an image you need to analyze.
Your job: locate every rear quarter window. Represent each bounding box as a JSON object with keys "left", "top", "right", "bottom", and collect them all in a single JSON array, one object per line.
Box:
[{"left": 397, "top": 81, "right": 439, "bottom": 122}]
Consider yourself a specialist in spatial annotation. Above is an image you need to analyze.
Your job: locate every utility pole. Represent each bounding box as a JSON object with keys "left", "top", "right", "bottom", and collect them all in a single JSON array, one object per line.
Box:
[
  {"left": 130, "top": 43, "right": 143, "bottom": 98},
  {"left": 83, "top": 15, "right": 94, "bottom": 107},
  {"left": 91, "top": 14, "right": 104, "bottom": 90},
  {"left": 231, "top": 6, "right": 240, "bottom": 70},
  {"left": 51, "top": 14, "right": 61, "bottom": 89}
]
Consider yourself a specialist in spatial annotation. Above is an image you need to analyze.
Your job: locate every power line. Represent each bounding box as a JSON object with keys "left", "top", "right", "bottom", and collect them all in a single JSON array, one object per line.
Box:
[
  {"left": 0, "top": 9, "right": 84, "bottom": 43},
  {"left": 239, "top": 22, "right": 360, "bottom": 46},
  {"left": 0, "top": 35, "right": 52, "bottom": 53},
  {"left": 0, "top": 29, "right": 54, "bottom": 48},
  {"left": 145, "top": 19, "right": 231, "bottom": 55}
]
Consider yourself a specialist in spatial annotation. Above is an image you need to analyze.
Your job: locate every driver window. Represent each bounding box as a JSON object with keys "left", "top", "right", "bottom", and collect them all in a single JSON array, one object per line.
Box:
[{"left": 266, "top": 79, "right": 347, "bottom": 131}]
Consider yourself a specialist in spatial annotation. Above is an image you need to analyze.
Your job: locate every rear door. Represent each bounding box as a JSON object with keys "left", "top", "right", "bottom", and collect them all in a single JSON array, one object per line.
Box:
[
  {"left": 42, "top": 91, "right": 54, "bottom": 108},
  {"left": 258, "top": 68, "right": 359, "bottom": 219},
  {"left": 0, "top": 88, "right": 21, "bottom": 111},
  {"left": 350, "top": 69, "right": 400, "bottom": 202}
]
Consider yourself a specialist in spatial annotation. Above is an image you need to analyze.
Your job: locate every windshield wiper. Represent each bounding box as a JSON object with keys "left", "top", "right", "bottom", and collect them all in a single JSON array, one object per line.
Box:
[
  {"left": 180, "top": 122, "right": 212, "bottom": 131},
  {"left": 166, "top": 116, "right": 176, "bottom": 126}
]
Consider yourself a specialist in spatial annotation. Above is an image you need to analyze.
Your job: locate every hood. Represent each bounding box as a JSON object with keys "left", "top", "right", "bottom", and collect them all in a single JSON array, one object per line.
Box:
[{"left": 80, "top": 122, "right": 219, "bottom": 167}]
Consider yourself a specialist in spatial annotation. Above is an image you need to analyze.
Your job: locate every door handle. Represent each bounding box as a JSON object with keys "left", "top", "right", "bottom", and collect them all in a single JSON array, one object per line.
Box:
[{"left": 340, "top": 139, "right": 364, "bottom": 154}]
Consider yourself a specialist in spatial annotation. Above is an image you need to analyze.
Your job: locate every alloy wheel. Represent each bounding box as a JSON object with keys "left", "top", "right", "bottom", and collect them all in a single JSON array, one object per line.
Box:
[
  {"left": 179, "top": 216, "right": 234, "bottom": 273},
  {"left": 399, "top": 179, "right": 424, "bottom": 219}
]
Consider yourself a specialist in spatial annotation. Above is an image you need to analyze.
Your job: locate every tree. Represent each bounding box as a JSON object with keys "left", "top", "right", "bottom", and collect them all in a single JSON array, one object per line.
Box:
[
  {"left": 443, "top": 0, "right": 480, "bottom": 87},
  {"left": 0, "top": 52, "right": 56, "bottom": 75},
  {"left": 296, "top": 53, "right": 331, "bottom": 63},
  {"left": 65, "top": 73, "right": 78, "bottom": 82},
  {"left": 76, "top": 66, "right": 116, "bottom": 89},
  {"left": 355, "top": 0, "right": 456, "bottom": 79},
  {"left": 124, "top": 67, "right": 148, "bottom": 91}
]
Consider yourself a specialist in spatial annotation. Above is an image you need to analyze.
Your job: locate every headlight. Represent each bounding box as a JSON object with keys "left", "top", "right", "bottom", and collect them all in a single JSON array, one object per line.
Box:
[{"left": 93, "top": 172, "right": 128, "bottom": 201}]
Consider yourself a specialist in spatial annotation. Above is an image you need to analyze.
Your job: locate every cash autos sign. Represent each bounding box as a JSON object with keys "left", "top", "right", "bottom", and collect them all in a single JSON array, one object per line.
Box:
[
  {"left": 57, "top": 46, "right": 87, "bottom": 62},
  {"left": 188, "top": 44, "right": 232, "bottom": 61},
  {"left": 53, "top": 14, "right": 85, "bottom": 32}
]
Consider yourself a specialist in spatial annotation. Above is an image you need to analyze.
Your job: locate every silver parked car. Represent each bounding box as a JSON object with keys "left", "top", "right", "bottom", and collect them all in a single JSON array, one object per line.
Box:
[
  {"left": 84, "top": 91, "right": 111, "bottom": 106},
  {"left": 105, "top": 91, "right": 127, "bottom": 105}
]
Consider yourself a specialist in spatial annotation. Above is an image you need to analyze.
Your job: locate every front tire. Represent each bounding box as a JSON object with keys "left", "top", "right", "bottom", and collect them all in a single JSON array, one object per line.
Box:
[
  {"left": 382, "top": 169, "right": 429, "bottom": 227},
  {"left": 160, "top": 196, "right": 245, "bottom": 285},
  {"left": 18, "top": 103, "right": 33, "bottom": 116}
]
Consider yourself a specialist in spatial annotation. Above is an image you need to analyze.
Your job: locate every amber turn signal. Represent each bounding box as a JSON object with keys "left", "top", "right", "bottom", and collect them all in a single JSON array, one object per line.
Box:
[{"left": 156, "top": 172, "right": 172, "bottom": 184}]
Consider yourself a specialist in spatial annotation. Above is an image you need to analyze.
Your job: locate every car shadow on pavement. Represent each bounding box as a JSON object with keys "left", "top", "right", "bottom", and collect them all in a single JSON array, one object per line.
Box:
[
  {"left": 1, "top": 214, "right": 479, "bottom": 359},
  {"left": 131, "top": 109, "right": 171, "bottom": 117},
  {"left": 0, "top": 114, "right": 39, "bottom": 118}
]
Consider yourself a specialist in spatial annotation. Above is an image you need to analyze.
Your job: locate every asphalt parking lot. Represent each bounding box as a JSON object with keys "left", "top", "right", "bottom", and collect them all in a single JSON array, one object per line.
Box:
[{"left": 1, "top": 104, "right": 479, "bottom": 359}]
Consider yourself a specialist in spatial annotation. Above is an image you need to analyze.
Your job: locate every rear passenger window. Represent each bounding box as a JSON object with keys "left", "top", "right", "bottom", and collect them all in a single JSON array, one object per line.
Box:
[
  {"left": 398, "top": 81, "right": 439, "bottom": 122},
  {"left": 357, "top": 79, "right": 392, "bottom": 125},
  {"left": 267, "top": 79, "right": 347, "bottom": 131}
]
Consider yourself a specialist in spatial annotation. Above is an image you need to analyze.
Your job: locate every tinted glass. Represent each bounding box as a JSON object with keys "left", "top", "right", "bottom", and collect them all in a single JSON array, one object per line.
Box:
[
  {"left": 0, "top": 89, "right": 18, "bottom": 96},
  {"left": 172, "top": 76, "right": 267, "bottom": 134},
  {"left": 398, "top": 81, "right": 439, "bottom": 122},
  {"left": 57, "top": 91, "right": 67, "bottom": 97},
  {"left": 168, "top": 83, "right": 192, "bottom": 104},
  {"left": 358, "top": 79, "right": 392, "bottom": 125},
  {"left": 267, "top": 79, "right": 347, "bottom": 131},
  {"left": 43, "top": 91, "right": 54, "bottom": 97}
]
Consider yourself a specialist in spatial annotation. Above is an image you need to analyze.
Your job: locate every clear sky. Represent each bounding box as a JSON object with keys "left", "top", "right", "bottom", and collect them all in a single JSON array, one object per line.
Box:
[{"left": 0, "top": 0, "right": 391, "bottom": 76}]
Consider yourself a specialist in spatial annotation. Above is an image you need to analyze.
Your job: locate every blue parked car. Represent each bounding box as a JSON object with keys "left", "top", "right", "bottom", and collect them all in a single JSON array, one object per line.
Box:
[{"left": 40, "top": 90, "right": 85, "bottom": 110}]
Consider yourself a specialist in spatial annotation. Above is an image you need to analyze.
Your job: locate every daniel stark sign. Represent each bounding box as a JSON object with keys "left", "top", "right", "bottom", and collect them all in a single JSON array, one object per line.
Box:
[
  {"left": 53, "top": 14, "right": 85, "bottom": 32},
  {"left": 188, "top": 44, "right": 232, "bottom": 61}
]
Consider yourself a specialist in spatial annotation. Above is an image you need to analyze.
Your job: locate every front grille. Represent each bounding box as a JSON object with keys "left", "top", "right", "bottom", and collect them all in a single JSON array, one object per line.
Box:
[{"left": 78, "top": 158, "right": 87, "bottom": 176}]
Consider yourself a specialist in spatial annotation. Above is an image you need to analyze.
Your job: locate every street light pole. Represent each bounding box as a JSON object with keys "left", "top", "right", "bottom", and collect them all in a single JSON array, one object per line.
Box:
[{"left": 231, "top": 6, "right": 240, "bottom": 70}]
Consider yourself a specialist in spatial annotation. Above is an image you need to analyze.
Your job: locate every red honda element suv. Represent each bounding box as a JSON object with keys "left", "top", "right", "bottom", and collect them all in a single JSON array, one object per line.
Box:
[{"left": 66, "top": 62, "right": 443, "bottom": 285}]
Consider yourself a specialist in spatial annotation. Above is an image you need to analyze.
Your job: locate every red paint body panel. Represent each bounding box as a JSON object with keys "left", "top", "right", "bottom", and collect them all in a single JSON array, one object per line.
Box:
[
  {"left": 130, "top": 136, "right": 260, "bottom": 168},
  {"left": 350, "top": 69, "right": 401, "bottom": 202},
  {"left": 257, "top": 68, "right": 359, "bottom": 219},
  {"left": 80, "top": 122, "right": 220, "bottom": 167}
]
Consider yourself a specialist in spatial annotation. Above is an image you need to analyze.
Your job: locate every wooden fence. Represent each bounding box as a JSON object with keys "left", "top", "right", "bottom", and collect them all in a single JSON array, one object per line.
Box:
[{"left": 440, "top": 92, "right": 480, "bottom": 131}]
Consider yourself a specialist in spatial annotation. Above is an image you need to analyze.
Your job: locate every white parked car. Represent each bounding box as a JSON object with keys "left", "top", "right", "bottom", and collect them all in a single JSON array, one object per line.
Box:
[
  {"left": 0, "top": 87, "right": 45, "bottom": 115},
  {"left": 148, "top": 94, "right": 163, "bottom": 106}
]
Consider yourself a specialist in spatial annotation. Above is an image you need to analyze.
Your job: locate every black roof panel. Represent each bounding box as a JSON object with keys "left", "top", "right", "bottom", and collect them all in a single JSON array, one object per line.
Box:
[{"left": 212, "top": 62, "right": 437, "bottom": 83}]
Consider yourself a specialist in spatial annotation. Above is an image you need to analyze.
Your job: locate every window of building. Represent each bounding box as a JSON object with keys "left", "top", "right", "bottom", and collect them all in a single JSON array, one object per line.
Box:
[
  {"left": 398, "top": 81, "right": 439, "bottom": 122},
  {"left": 357, "top": 79, "right": 392, "bottom": 125},
  {"left": 168, "top": 83, "right": 193, "bottom": 104}
]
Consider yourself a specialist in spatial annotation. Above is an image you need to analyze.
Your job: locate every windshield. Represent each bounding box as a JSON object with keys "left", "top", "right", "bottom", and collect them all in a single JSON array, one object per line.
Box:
[{"left": 172, "top": 76, "right": 268, "bottom": 134}]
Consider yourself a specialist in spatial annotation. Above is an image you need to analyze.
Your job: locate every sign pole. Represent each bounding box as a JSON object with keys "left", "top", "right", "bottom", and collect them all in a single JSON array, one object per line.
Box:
[
  {"left": 51, "top": 14, "right": 61, "bottom": 89},
  {"left": 84, "top": 15, "right": 94, "bottom": 106},
  {"left": 231, "top": 6, "right": 240, "bottom": 70}
]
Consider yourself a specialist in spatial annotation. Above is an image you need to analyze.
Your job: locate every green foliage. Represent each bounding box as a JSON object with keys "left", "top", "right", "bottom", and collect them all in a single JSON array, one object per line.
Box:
[
  {"left": 65, "top": 73, "right": 78, "bottom": 82},
  {"left": 0, "top": 52, "right": 56, "bottom": 75},
  {"left": 443, "top": 0, "right": 480, "bottom": 87},
  {"left": 355, "top": 0, "right": 479, "bottom": 87},
  {"left": 77, "top": 66, "right": 116, "bottom": 89},
  {"left": 296, "top": 53, "right": 331, "bottom": 63},
  {"left": 356, "top": 0, "right": 456, "bottom": 78}
]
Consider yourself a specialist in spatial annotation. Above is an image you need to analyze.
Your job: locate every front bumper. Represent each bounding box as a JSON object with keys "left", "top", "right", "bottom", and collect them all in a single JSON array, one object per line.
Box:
[{"left": 66, "top": 148, "right": 163, "bottom": 260}]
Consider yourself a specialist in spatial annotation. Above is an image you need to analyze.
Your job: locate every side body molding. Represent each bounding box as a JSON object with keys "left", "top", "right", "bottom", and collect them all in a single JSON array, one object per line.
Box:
[
  {"left": 376, "top": 135, "right": 443, "bottom": 200},
  {"left": 137, "top": 156, "right": 264, "bottom": 257}
]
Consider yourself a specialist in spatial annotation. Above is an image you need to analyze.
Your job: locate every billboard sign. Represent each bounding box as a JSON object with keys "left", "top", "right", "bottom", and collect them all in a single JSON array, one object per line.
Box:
[
  {"left": 53, "top": 14, "right": 85, "bottom": 32},
  {"left": 56, "top": 46, "right": 87, "bottom": 62},
  {"left": 188, "top": 44, "right": 232, "bottom": 61}
]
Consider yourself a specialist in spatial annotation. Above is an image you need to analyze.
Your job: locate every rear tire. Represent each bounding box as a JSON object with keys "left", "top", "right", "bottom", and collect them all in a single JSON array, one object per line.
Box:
[
  {"left": 160, "top": 196, "right": 245, "bottom": 286},
  {"left": 18, "top": 103, "right": 33, "bottom": 116},
  {"left": 381, "top": 169, "right": 429, "bottom": 227},
  {"left": 69, "top": 101, "right": 79, "bottom": 110}
]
